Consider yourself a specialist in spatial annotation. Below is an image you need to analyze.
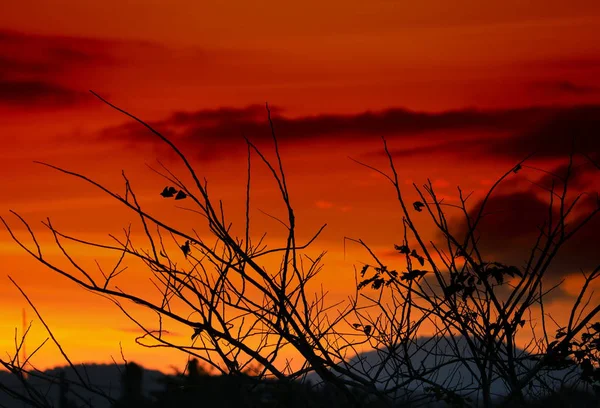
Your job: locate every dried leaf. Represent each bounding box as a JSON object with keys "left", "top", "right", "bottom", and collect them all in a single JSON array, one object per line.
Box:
[
  {"left": 160, "top": 186, "right": 177, "bottom": 198},
  {"left": 180, "top": 240, "right": 191, "bottom": 257},
  {"left": 360, "top": 264, "right": 369, "bottom": 277},
  {"left": 394, "top": 244, "right": 410, "bottom": 254},
  {"left": 413, "top": 201, "right": 425, "bottom": 212},
  {"left": 191, "top": 327, "right": 203, "bottom": 340}
]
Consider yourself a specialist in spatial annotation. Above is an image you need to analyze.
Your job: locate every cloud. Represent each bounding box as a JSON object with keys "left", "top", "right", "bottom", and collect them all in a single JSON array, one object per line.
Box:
[
  {"left": 173, "top": 105, "right": 546, "bottom": 139},
  {"left": 442, "top": 164, "right": 599, "bottom": 279},
  {"left": 480, "top": 105, "right": 600, "bottom": 160},
  {"left": 373, "top": 137, "right": 491, "bottom": 160},
  {"left": 0, "top": 79, "right": 87, "bottom": 107},
  {"left": 0, "top": 29, "right": 116, "bottom": 75},
  {"left": 0, "top": 29, "right": 128, "bottom": 109},
  {"left": 0, "top": 55, "right": 50, "bottom": 78},
  {"left": 362, "top": 105, "right": 600, "bottom": 162},
  {"left": 535, "top": 160, "right": 598, "bottom": 191},
  {"left": 388, "top": 106, "right": 600, "bottom": 163},
  {"left": 363, "top": 105, "right": 600, "bottom": 162},
  {"left": 97, "top": 103, "right": 563, "bottom": 161},
  {"left": 95, "top": 100, "right": 600, "bottom": 169}
]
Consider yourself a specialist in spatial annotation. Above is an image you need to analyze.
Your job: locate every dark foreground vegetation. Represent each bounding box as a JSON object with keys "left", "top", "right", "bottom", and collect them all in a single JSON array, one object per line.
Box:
[
  {"left": 0, "top": 359, "right": 598, "bottom": 407},
  {"left": 1, "top": 93, "right": 599, "bottom": 407}
]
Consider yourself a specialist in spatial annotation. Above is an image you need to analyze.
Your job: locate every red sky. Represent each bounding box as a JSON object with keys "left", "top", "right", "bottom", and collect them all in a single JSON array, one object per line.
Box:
[{"left": 0, "top": 0, "right": 599, "bottom": 374}]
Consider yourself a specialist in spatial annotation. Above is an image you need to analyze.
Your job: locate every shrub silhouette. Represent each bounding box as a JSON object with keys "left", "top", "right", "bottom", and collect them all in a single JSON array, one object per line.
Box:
[{"left": 150, "top": 358, "right": 392, "bottom": 407}]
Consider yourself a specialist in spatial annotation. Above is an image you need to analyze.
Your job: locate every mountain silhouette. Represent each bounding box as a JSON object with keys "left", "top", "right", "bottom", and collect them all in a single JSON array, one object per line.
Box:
[{"left": 304, "top": 335, "right": 594, "bottom": 406}]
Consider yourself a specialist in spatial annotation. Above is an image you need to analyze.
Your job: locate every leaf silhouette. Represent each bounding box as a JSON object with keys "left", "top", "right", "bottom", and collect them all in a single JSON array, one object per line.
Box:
[
  {"left": 357, "top": 275, "right": 376, "bottom": 290},
  {"left": 506, "top": 265, "right": 522, "bottom": 278},
  {"left": 175, "top": 190, "right": 187, "bottom": 200},
  {"left": 364, "top": 325, "right": 372, "bottom": 336},
  {"left": 410, "top": 249, "right": 425, "bottom": 266},
  {"left": 360, "top": 264, "right": 369, "bottom": 277},
  {"left": 160, "top": 186, "right": 177, "bottom": 198},
  {"left": 492, "top": 270, "right": 504, "bottom": 285},
  {"left": 485, "top": 262, "right": 522, "bottom": 285},
  {"left": 413, "top": 201, "right": 425, "bottom": 212},
  {"left": 394, "top": 244, "right": 410, "bottom": 254},
  {"left": 180, "top": 240, "right": 191, "bottom": 257},
  {"left": 371, "top": 278, "right": 385, "bottom": 290},
  {"left": 191, "top": 327, "right": 203, "bottom": 340}
]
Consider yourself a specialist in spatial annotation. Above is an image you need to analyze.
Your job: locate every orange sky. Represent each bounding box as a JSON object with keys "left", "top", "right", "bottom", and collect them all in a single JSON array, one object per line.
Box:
[{"left": 1, "top": 1, "right": 599, "bottom": 375}]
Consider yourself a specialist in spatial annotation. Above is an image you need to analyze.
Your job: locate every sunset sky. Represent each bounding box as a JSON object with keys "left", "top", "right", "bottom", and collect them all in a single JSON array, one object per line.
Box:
[{"left": 1, "top": 0, "right": 599, "bottom": 375}]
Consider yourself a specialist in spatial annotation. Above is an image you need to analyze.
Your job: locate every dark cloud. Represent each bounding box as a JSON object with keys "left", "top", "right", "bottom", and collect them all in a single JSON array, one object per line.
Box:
[
  {"left": 366, "top": 137, "right": 492, "bottom": 159},
  {"left": 99, "top": 102, "right": 600, "bottom": 165},
  {"left": 0, "top": 29, "right": 122, "bottom": 109},
  {"left": 0, "top": 29, "right": 116, "bottom": 76},
  {"left": 535, "top": 159, "right": 599, "bottom": 191},
  {"left": 47, "top": 46, "right": 109, "bottom": 65},
  {"left": 362, "top": 105, "right": 600, "bottom": 162},
  {"left": 442, "top": 165, "right": 599, "bottom": 280},
  {"left": 0, "top": 79, "right": 87, "bottom": 107},
  {"left": 358, "top": 105, "right": 598, "bottom": 162},
  {"left": 482, "top": 105, "right": 600, "bottom": 160},
  {"left": 0, "top": 56, "right": 50, "bottom": 78},
  {"left": 178, "top": 105, "right": 549, "bottom": 138},
  {"left": 98, "top": 104, "right": 563, "bottom": 161},
  {"left": 166, "top": 105, "right": 284, "bottom": 126}
]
